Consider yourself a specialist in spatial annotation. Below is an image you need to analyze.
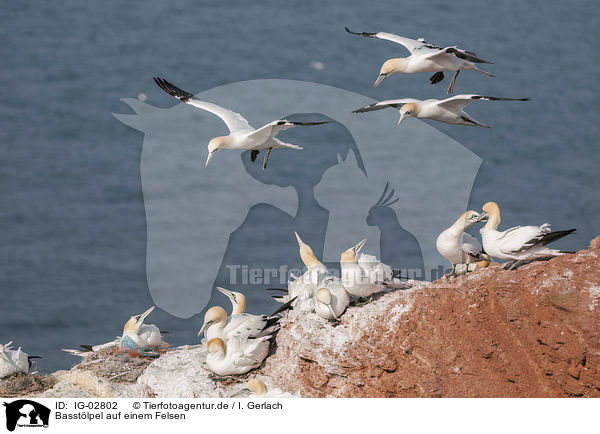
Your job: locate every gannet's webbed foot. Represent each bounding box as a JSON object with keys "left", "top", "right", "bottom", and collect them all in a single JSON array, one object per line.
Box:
[
  {"left": 250, "top": 149, "right": 259, "bottom": 162},
  {"left": 430, "top": 71, "right": 445, "bottom": 84},
  {"left": 447, "top": 70, "right": 460, "bottom": 93},
  {"left": 262, "top": 147, "right": 272, "bottom": 170}
]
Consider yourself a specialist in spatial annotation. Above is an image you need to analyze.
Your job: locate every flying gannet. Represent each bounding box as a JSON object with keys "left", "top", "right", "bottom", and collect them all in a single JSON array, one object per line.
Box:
[
  {"left": 345, "top": 27, "right": 493, "bottom": 93},
  {"left": 436, "top": 210, "right": 488, "bottom": 276},
  {"left": 353, "top": 94, "right": 529, "bottom": 127},
  {"left": 479, "top": 202, "right": 576, "bottom": 270},
  {"left": 0, "top": 342, "right": 40, "bottom": 378},
  {"left": 313, "top": 276, "right": 350, "bottom": 320},
  {"left": 153, "top": 77, "right": 328, "bottom": 169},
  {"left": 340, "top": 239, "right": 404, "bottom": 298},
  {"left": 205, "top": 336, "right": 270, "bottom": 376}
]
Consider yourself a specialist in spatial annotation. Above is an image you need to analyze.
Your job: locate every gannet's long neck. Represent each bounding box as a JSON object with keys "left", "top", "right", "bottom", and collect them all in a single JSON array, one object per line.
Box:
[
  {"left": 232, "top": 296, "right": 246, "bottom": 315},
  {"left": 448, "top": 213, "right": 470, "bottom": 237},
  {"left": 483, "top": 206, "right": 501, "bottom": 231}
]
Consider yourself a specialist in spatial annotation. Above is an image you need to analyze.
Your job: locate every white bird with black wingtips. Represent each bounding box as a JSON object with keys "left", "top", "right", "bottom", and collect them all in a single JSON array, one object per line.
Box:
[
  {"left": 313, "top": 276, "right": 350, "bottom": 320},
  {"left": 205, "top": 336, "right": 271, "bottom": 376},
  {"left": 345, "top": 27, "right": 493, "bottom": 93},
  {"left": 479, "top": 202, "right": 576, "bottom": 270},
  {"left": 436, "top": 210, "right": 488, "bottom": 276},
  {"left": 353, "top": 94, "right": 529, "bottom": 128},
  {"left": 0, "top": 342, "right": 41, "bottom": 378},
  {"left": 153, "top": 77, "right": 328, "bottom": 169}
]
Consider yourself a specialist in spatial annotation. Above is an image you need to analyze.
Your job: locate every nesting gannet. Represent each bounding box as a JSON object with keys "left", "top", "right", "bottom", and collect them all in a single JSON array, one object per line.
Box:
[
  {"left": 205, "top": 336, "right": 270, "bottom": 376},
  {"left": 314, "top": 276, "right": 350, "bottom": 320},
  {"left": 0, "top": 342, "right": 39, "bottom": 378},
  {"left": 436, "top": 210, "right": 488, "bottom": 276},
  {"left": 153, "top": 77, "right": 328, "bottom": 169},
  {"left": 119, "top": 306, "right": 162, "bottom": 352},
  {"left": 345, "top": 27, "right": 493, "bottom": 93},
  {"left": 479, "top": 202, "right": 576, "bottom": 270},
  {"left": 353, "top": 94, "right": 529, "bottom": 127},
  {"left": 340, "top": 239, "right": 403, "bottom": 298},
  {"left": 198, "top": 293, "right": 293, "bottom": 343}
]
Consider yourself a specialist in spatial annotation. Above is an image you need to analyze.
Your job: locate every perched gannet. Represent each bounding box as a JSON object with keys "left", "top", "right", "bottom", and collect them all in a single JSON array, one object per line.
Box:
[
  {"left": 313, "top": 276, "right": 350, "bottom": 320},
  {"left": 479, "top": 202, "right": 576, "bottom": 270},
  {"left": 0, "top": 342, "right": 40, "bottom": 378},
  {"left": 345, "top": 27, "right": 493, "bottom": 93},
  {"left": 217, "top": 286, "right": 247, "bottom": 315},
  {"left": 197, "top": 293, "right": 293, "bottom": 343},
  {"left": 205, "top": 336, "right": 270, "bottom": 376},
  {"left": 154, "top": 77, "right": 328, "bottom": 169},
  {"left": 340, "top": 239, "right": 402, "bottom": 298},
  {"left": 436, "top": 210, "right": 488, "bottom": 275},
  {"left": 269, "top": 232, "right": 329, "bottom": 304},
  {"left": 119, "top": 306, "right": 162, "bottom": 351},
  {"left": 353, "top": 94, "right": 529, "bottom": 127}
]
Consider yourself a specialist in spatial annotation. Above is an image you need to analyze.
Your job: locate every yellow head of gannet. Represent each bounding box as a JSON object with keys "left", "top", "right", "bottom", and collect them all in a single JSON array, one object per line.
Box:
[
  {"left": 398, "top": 102, "right": 420, "bottom": 125},
  {"left": 456, "top": 210, "right": 488, "bottom": 230},
  {"left": 123, "top": 306, "right": 155, "bottom": 335},
  {"left": 295, "top": 232, "right": 321, "bottom": 269},
  {"left": 206, "top": 338, "right": 226, "bottom": 354},
  {"left": 481, "top": 201, "right": 501, "bottom": 230},
  {"left": 198, "top": 306, "right": 228, "bottom": 337},
  {"left": 217, "top": 287, "right": 246, "bottom": 315},
  {"left": 340, "top": 238, "right": 367, "bottom": 264},
  {"left": 374, "top": 58, "right": 408, "bottom": 87},
  {"left": 315, "top": 287, "right": 338, "bottom": 319},
  {"left": 205, "top": 136, "right": 230, "bottom": 167}
]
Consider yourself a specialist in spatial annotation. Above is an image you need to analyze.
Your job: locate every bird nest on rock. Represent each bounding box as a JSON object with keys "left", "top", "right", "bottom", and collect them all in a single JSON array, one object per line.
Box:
[
  {"left": 74, "top": 343, "right": 170, "bottom": 384},
  {"left": 0, "top": 372, "right": 57, "bottom": 398}
]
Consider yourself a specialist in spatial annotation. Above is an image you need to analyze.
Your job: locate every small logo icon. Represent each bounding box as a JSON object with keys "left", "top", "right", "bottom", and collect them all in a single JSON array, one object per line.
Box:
[{"left": 3, "top": 400, "right": 50, "bottom": 431}]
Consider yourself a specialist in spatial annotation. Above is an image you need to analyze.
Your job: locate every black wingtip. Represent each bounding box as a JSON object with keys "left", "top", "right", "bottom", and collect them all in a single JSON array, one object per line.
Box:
[
  {"left": 79, "top": 345, "right": 94, "bottom": 352},
  {"left": 27, "top": 355, "right": 42, "bottom": 359},
  {"left": 153, "top": 77, "right": 194, "bottom": 102},
  {"left": 269, "top": 296, "right": 297, "bottom": 316},
  {"left": 345, "top": 27, "right": 376, "bottom": 37}
]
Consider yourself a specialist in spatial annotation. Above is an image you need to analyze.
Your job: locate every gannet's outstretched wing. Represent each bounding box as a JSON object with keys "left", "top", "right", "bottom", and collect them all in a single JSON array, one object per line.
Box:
[
  {"left": 353, "top": 99, "right": 420, "bottom": 113},
  {"left": 437, "top": 94, "right": 529, "bottom": 111},
  {"left": 345, "top": 27, "right": 439, "bottom": 54},
  {"left": 246, "top": 119, "right": 328, "bottom": 144},
  {"left": 153, "top": 77, "right": 250, "bottom": 132}
]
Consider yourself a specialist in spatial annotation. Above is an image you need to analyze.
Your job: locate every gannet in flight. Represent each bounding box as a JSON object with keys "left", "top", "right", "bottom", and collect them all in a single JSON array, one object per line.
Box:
[
  {"left": 340, "top": 239, "right": 404, "bottom": 298},
  {"left": 314, "top": 276, "right": 350, "bottom": 320},
  {"left": 153, "top": 77, "right": 328, "bottom": 169},
  {"left": 205, "top": 336, "right": 271, "bottom": 376},
  {"left": 198, "top": 293, "right": 293, "bottom": 343},
  {"left": 0, "top": 342, "right": 40, "bottom": 378},
  {"left": 479, "top": 202, "right": 576, "bottom": 270},
  {"left": 345, "top": 27, "right": 493, "bottom": 93},
  {"left": 119, "top": 306, "right": 162, "bottom": 352},
  {"left": 436, "top": 210, "right": 488, "bottom": 276},
  {"left": 353, "top": 94, "right": 529, "bottom": 127}
]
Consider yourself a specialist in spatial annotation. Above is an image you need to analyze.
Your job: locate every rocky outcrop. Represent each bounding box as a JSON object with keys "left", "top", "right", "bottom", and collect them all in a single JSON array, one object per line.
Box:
[
  {"left": 25, "top": 236, "right": 600, "bottom": 398},
  {"left": 263, "top": 236, "right": 600, "bottom": 397}
]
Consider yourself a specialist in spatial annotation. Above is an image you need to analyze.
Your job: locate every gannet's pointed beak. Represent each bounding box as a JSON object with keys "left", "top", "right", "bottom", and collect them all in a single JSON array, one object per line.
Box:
[
  {"left": 374, "top": 74, "right": 387, "bottom": 88},
  {"left": 217, "top": 286, "right": 235, "bottom": 301},
  {"left": 327, "top": 304, "right": 338, "bottom": 320},
  {"left": 198, "top": 320, "right": 213, "bottom": 337},
  {"left": 205, "top": 150, "right": 217, "bottom": 167},
  {"left": 137, "top": 306, "right": 155, "bottom": 324},
  {"left": 477, "top": 211, "right": 489, "bottom": 222},
  {"left": 398, "top": 112, "right": 408, "bottom": 125},
  {"left": 294, "top": 231, "right": 304, "bottom": 247},
  {"left": 351, "top": 238, "right": 367, "bottom": 255}
]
